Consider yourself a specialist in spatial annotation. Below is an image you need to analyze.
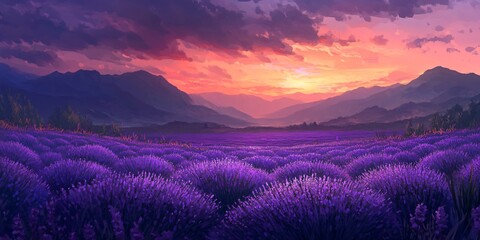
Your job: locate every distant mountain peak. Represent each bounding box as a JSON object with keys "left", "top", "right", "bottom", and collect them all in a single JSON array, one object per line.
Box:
[
  {"left": 72, "top": 69, "right": 101, "bottom": 78},
  {"left": 407, "top": 66, "right": 465, "bottom": 87},
  {"left": 421, "top": 66, "right": 459, "bottom": 77},
  {"left": 362, "top": 106, "right": 388, "bottom": 113},
  {"left": 122, "top": 70, "right": 155, "bottom": 78}
]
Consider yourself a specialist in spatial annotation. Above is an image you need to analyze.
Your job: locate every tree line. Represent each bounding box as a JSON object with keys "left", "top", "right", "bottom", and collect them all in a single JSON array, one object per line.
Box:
[
  {"left": 0, "top": 90, "right": 121, "bottom": 136},
  {"left": 406, "top": 101, "right": 480, "bottom": 137}
]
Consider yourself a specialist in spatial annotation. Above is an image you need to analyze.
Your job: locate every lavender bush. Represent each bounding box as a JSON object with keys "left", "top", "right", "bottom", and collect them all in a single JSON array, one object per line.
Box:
[
  {"left": 115, "top": 155, "right": 174, "bottom": 177},
  {"left": 243, "top": 156, "right": 278, "bottom": 172},
  {"left": 174, "top": 160, "right": 272, "bottom": 209},
  {"left": 418, "top": 150, "right": 470, "bottom": 176},
  {"left": 39, "top": 152, "right": 63, "bottom": 166},
  {"left": 214, "top": 177, "right": 399, "bottom": 240},
  {"left": 393, "top": 151, "right": 419, "bottom": 165},
  {"left": 412, "top": 144, "right": 438, "bottom": 158},
  {"left": 161, "top": 153, "right": 187, "bottom": 165},
  {"left": 65, "top": 145, "right": 119, "bottom": 167},
  {"left": 40, "top": 160, "right": 111, "bottom": 193},
  {"left": 362, "top": 165, "right": 452, "bottom": 238},
  {"left": 0, "top": 141, "right": 42, "bottom": 170},
  {"left": 346, "top": 153, "right": 397, "bottom": 178},
  {"left": 1, "top": 127, "right": 480, "bottom": 238},
  {"left": 273, "top": 161, "right": 349, "bottom": 181},
  {"left": 48, "top": 174, "right": 219, "bottom": 239},
  {"left": 0, "top": 157, "right": 49, "bottom": 236}
]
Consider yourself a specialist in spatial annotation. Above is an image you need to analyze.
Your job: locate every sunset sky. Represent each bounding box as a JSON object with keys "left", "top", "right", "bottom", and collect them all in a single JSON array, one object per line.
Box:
[{"left": 1, "top": 0, "right": 479, "bottom": 100}]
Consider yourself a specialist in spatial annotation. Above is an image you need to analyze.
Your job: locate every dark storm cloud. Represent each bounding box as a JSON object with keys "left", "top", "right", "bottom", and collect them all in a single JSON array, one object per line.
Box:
[
  {"left": 0, "top": 47, "right": 59, "bottom": 66},
  {"left": 0, "top": 0, "right": 459, "bottom": 66},
  {"left": 406, "top": 35, "right": 454, "bottom": 48},
  {"left": 371, "top": 35, "right": 389, "bottom": 45},
  {"left": 318, "top": 32, "right": 357, "bottom": 46},
  {"left": 0, "top": 0, "right": 321, "bottom": 65},
  {"left": 293, "top": 0, "right": 450, "bottom": 19},
  {"left": 266, "top": 5, "right": 319, "bottom": 44}
]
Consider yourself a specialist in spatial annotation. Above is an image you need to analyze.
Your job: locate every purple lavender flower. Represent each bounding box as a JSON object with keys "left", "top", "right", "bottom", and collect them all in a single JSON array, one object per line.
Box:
[
  {"left": 412, "top": 144, "right": 438, "bottom": 158},
  {"left": 273, "top": 161, "right": 349, "bottom": 181},
  {"left": 346, "top": 153, "right": 397, "bottom": 178},
  {"left": 214, "top": 177, "right": 399, "bottom": 239},
  {"left": 383, "top": 147, "right": 401, "bottom": 155},
  {"left": 230, "top": 150, "right": 254, "bottom": 159},
  {"left": 12, "top": 215, "right": 26, "bottom": 240},
  {"left": 109, "top": 206, "right": 125, "bottom": 240},
  {"left": 393, "top": 151, "right": 420, "bottom": 164},
  {"left": 418, "top": 150, "right": 470, "bottom": 176},
  {"left": 83, "top": 224, "right": 96, "bottom": 240},
  {"left": 50, "top": 174, "right": 219, "bottom": 239},
  {"left": 459, "top": 161, "right": 480, "bottom": 221},
  {"left": 173, "top": 160, "right": 272, "bottom": 209},
  {"left": 410, "top": 203, "right": 427, "bottom": 232},
  {"left": 243, "top": 156, "right": 278, "bottom": 172},
  {"left": 435, "top": 137, "right": 467, "bottom": 150},
  {"left": 65, "top": 145, "right": 119, "bottom": 167},
  {"left": 346, "top": 148, "right": 368, "bottom": 159},
  {"left": 284, "top": 154, "right": 306, "bottom": 164},
  {"left": 328, "top": 155, "right": 353, "bottom": 166},
  {"left": 361, "top": 165, "right": 451, "bottom": 233},
  {"left": 0, "top": 158, "right": 49, "bottom": 236},
  {"left": 39, "top": 152, "right": 64, "bottom": 166},
  {"left": 115, "top": 155, "right": 174, "bottom": 177},
  {"left": 189, "top": 153, "right": 208, "bottom": 162},
  {"left": 202, "top": 149, "right": 227, "bottom": 160},
  {"left": 40, "top": 160, "right": 111, "bottom": 193},
  {"left": 129, "top": 219, "right": 144, "bottom": 240},
  {"left": 0, "top": 141, "right": 42, "bottom": 170},
  {"left": 161, "top": 153, "right": 186, "bottom": 165},
  {"left": 457, "top": 143, "right": 480, "bottom": 158},
  {"left": 434, "top": 206, "right": 448, "bottom": 237},
  {"left": 138, "top": 147, "right": 166, "bottom": 157},
  {"left": 324, "top": 149, "right": 346, "bottom": 158},
  {"left": 472, "top": 207, "right": 480, "bottom": 232}
]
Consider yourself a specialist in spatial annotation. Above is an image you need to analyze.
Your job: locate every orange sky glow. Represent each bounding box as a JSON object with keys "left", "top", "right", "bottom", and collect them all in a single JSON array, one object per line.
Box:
[
  {"left": 130, "top": 2, "right": 480, "bottom": 99},
  {"left": 2, "top": 1, "right": 479, "bottom": 101}
]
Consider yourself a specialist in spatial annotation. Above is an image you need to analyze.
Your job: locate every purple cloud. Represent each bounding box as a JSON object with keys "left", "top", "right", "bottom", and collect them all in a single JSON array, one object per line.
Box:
[
  {"left": 406, "top": 35, "right": 454, "bottom": 48},
  {"left": 435, "top": 25, "right": 445, "bottom": 31},
  {"left": 465, "top": 46, "right": 477, "bottom": 52},
  {"left": 293, "top": 0, "right": 450, "bottom": 19},
  {"left": 318, "top": 32, "right": 357, "bottom": 47},
  {"left": 465, "top": 46, "right": 479, "bottom": 55},
  {"left": 0, "top": 47, "right": 59, "bottom": 66},
  {"left": 446, "top": 47, "right": 460, "bottom": 53},
  {"left": 0, "top": 0, "right": 461, "bottom": 68},
  {"left": 371, "top": 35, "right": 389, "bottom": 45}
]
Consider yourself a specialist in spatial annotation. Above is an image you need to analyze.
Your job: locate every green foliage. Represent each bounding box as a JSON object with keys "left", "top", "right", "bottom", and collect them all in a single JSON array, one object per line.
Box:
[
  {"left": 0, "top": 91, "right": 41, "bottom": 127},
  {"left": 48, "top": 106, "right": 93, "bottom": 132}
]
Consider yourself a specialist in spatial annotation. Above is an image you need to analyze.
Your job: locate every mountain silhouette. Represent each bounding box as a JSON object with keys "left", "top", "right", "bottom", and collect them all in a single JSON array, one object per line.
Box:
[
  {"left": 274, "top": 67, "right": 480, "bottom": 125},
  {"left": 0, "top": 65, "right": 249, "bottom": 127}
]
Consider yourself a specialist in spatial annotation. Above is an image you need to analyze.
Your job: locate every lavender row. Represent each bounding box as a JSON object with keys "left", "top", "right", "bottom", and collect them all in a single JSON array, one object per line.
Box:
[{"left": 1, "top": 128, "right": 480, "bottom": 239}]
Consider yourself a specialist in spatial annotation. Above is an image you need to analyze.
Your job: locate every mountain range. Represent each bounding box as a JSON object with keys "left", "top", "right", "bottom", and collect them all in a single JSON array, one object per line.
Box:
[
  {"left": 0, "top": 64, "right": 248, "bottom": 127},
  {"left": 263, "top": 67, "right": 480, "bottom": 126},
  {"left": 191, "top": 92, "right": 302, "bottom": 118},
  {"left": 1, "top": 63, "right": 480, "bottom": 129}
]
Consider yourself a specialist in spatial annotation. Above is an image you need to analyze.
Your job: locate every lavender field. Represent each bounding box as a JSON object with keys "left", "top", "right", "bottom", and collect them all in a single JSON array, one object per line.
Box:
[{"left": 1, "top": 127, "right": 480, "bottom": 239}]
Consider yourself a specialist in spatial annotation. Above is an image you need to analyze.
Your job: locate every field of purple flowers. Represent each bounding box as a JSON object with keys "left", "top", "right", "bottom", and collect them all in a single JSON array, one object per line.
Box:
[{"left": 1, "top": 128, "right": 480, "bottom": 239}]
